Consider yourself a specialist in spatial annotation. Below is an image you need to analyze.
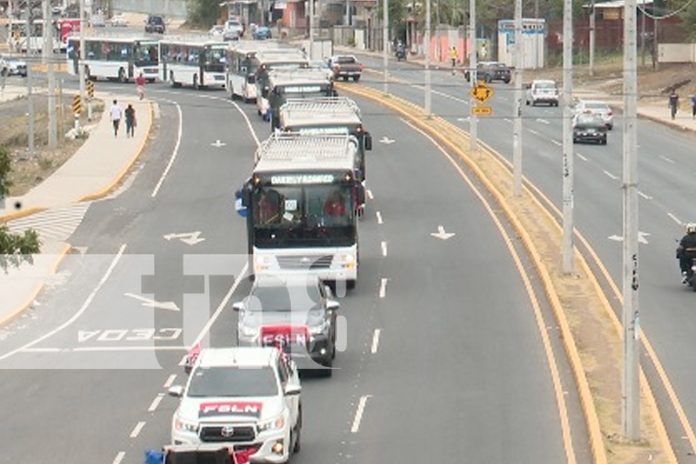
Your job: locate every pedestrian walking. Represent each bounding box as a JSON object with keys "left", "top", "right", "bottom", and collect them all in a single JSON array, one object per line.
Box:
[
  {"left": 125, "top": 104, "right": 136, "bottom": 137},
  {"left": 135, "top": 72, "right": 146, "bottom": 100},
  {"left": 668, "top": 89, "right": 679, "bottom": 120},
  {"left": 449, "top": 46, "right": 459, "bottom": 76},
  {"left": 110, "top": 99, "right": 122, "bottom": 137},
  {"left": 691, "top": 94, "right": 696, "bottom": 119}
]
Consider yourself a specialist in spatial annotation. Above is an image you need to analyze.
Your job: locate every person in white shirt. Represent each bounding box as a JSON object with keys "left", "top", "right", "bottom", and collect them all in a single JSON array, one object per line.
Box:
[{"left": 110, "top": 99, "right": 123, "bottom": 137}]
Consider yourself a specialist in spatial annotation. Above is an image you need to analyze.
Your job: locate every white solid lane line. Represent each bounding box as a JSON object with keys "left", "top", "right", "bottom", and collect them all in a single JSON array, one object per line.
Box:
[
  {"left": 1, "top": 244, "right": 127, "bottom": 362},
  {"left": 381, "top": 241, "right": 388, "bottom": 257},
  {"left": 668, "top": 213, "right": 682, "bottom": 225},
  {"left": 371, "top": 329, "right": 381, "bottom": 354},
  {"left": 376, "top": 211, "right": 383, "bottom": 224},
  {"left": 151, "top": 101, "right": 183, "bottom": 198},
  {"left": 351, "top": 395, "right": 372, "bottom": 433},
  {"left": 148, "top": 393, "right": 165, "bottom": 412},
  {"left": 130, "top": 421, "right": 146, "bottom": 438},
  {"left": 113, "top": 452, "right": 126, "bottom": 464},
  {"left": 379, "top": 278, "right": 388, "bottom": 298},
  {"left": 163, "top": 374, "right": 177, "bottom": 388},
  {"left": 603, "top": 170, "right": 619, "bottom": 180}
]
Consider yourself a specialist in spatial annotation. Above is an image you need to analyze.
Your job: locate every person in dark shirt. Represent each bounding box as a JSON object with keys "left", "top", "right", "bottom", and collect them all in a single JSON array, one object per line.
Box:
[
  {"left": 676, "top": 223, "right": 696, "bottom": 283},
  {"left": 125, "top": 104, "right": 136, "bottom": 138}
]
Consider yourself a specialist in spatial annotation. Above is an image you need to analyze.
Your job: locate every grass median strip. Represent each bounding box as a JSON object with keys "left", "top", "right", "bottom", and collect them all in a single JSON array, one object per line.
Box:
[{"left": 338, "top": 82, "right": 676, "bottom": 464}]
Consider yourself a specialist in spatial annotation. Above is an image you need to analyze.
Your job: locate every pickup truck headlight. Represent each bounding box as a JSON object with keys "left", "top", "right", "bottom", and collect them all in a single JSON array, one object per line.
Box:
[
  {"left": 258, "top": 415, "right": 285, "bottom": 432},
  {"left": 174, "top": 416, "right": 199, "bottom": 433}
]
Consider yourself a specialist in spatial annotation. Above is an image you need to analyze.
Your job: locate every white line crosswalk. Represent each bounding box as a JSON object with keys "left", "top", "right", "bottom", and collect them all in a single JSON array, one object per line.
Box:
[{"left": 8, "top": 203, "right": 91, "bottom": 243}]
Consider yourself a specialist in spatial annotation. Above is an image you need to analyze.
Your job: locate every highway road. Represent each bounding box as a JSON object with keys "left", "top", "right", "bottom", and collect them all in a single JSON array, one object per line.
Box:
[
  {"left": 352, "top": 54, "right": 696, "bottom": 457},
  {"left": 0, "top": 76, "right": 586, "bottom": 463}
]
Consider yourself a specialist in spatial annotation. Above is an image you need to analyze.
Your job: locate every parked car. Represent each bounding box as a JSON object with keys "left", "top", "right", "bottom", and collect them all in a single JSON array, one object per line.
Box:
[
  {"left": 573, "top": 113, "right": 608, "bottom": 144},
  {"left": 0, "top": 54, "right": 27, "bottom": 77},
  {"left": 109, "top": 13, "right": 128, "bottom": 27},
  {"left": 208, "top": 25, "right": 224, "bottom": 39},
  {"left": 253, "top": 26, "right": 272, "bottom": 40},
  {"left": 328, "top": 55, "right": 363, "bottom": 82},
  {"left": 145, "top": 15, "right": 165, "bottom": 33},
  {"left": 526, "top": 79, "right": 559, "bottom": 106},
  {"left": 573, "top": 99, "right": 614, "bottom": 130},
  {"left": 465, "top": 61, "right": 511, "bottom": 84},
  {"left": 223, "top": 19, "right": 244, "bottom": 41}
]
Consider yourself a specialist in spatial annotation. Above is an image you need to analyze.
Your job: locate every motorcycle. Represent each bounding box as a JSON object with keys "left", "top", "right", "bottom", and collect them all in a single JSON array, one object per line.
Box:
[
  {"left": 395, "top": 47, "right": 406, "bottom": 61},
  {"left": 676, "top": 242, "right": 696, "bottom": 291}
]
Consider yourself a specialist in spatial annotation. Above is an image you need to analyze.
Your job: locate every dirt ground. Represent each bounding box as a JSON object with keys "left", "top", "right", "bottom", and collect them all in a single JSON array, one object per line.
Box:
[{"left": 0, "top": 97, "right": 103, "bottom": 196}]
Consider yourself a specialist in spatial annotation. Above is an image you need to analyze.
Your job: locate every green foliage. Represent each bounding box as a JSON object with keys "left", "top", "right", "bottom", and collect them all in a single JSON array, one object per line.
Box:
[
  {"left": 0, "top": 225, "right": 41, "bottom": 271},
  {"left": 187, "top": 0, "right": 221, "bottom": 27},
  {"left": 676, "top": 0, "right": 696, "bottom": 40},
  {"left": 0, "top": 146, "right": 10, "bottom": 199}
]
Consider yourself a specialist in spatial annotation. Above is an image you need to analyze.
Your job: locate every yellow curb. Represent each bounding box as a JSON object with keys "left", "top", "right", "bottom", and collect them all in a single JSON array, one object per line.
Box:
[
  {"left": 0, "top": 243, "right": 72, "bottom": 327},
  {"left": 79, "top": 100, "right": 153, "bottom": 202},
  {"left": 0, "top": 206, "right": 47, "bottom": 224},
  {"left": 338, "top": 82, "right": 610, "bottom": 462}
]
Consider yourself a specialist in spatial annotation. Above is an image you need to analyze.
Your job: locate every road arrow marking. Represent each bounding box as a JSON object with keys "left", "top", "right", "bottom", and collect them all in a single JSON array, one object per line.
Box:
[
  {"left": 379, "top": 136, "right": 395, "bottom": 144},
  {"left": 430, "top": 225, "right": 455, "bottom": 240},
  {"left": 163, "top": 231, "right": 206, "bottom": 246},
  {"left": 124, "top": 293, "right": 181, "bottom": 311},
  {"left": 211, "top": 139, "right": 226, "bottom": 147},
  {"left": 608, "top": 231, "right": 650, "bottom": 245}
]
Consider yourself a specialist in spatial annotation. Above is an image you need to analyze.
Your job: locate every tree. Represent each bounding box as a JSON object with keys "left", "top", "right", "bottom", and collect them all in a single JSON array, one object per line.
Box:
[
  {"left": 0, "top": 146, "right": 41, "bottom": 271},
  {"left": 187, "top": 0, "right": 222, "bottom": 27}
]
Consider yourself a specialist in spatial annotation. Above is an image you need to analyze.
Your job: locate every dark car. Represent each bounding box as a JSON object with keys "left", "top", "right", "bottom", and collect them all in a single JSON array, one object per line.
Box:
[
  {"left": 233, "top": 275, "right": 339, "bottom": 376},
  {"left": 253, "top": 26, "right": 272, "bottom": 40},
  {"left": 573, "top": 114, "right": 608, "bottom": 145},
  {"left": 145, "top": 15, "right": 165, "bottom": 34},
  {"left": 465, "top": 61, "right": 511, "bottom": 84}
]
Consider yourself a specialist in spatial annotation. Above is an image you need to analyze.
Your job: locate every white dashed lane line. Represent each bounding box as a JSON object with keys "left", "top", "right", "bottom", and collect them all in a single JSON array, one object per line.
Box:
[
  {"left": 379, "top": 278, "right": 388, "bottom": 298},
  {"left": 668, "top": 213, "right": 682, "bottom": 225},
  {"left": 371, "top": 329, "right": 381, "bottom": 354},
  {"left": 551, "top": 139, "right": 562, "bottom": 146},
  {"left": 130, "top": 421, "right": 146, "bottom": 438},
  {"left": 528, "top": 129, "right": 541, "bottom": 136},
  {"left": 536, "top": 118, "right": 550, "bottom": 124},
  {"left": 351, "top": 395, "right": 372, "bottom": 433},
  {"left": 112, "top": 451, "right": 125, "bottom": 464},
  {"left": 576, "top": 153, "right": 589, "bottom": 162},
  {"left": 376, "top": 211, "right": 383, "bottom": 224},
  {"left": 603, "top": 170, "right": 619, "bottom": 180},
  {"left": 660, "top": 155, "right": 675, "bottom": 164},
  {"left": 148, "top": 393, "right": 165, "bottom": 412},
  {"left": 381, "top": 241, "right": 388, "bottom": 257},
  {"left": 638, "top": 191, "right": 653, "bottom": 200},
  {"left": 163, "top": 374, "right": 177, "bottom": 388},
  {"left": 367, "top": 189, "right": 374, "bottom": 200}
]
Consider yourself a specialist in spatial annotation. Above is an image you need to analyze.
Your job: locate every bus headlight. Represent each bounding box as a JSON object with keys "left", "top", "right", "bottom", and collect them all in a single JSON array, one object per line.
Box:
[
  {"left": 339, "top": 254, "right": 355, "bottom": 269},
  {"left": 255, "top": 255, "right": 271, "bottom": 272}
]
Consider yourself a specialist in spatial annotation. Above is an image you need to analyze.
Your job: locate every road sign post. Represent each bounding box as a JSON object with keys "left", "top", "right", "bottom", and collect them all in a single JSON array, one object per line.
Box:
[
  {"left": 72, "top": 94, "right": 82, "bottom": 132},
  {"left": 86, "top": 80, "right": 94, "bottom": 121}
]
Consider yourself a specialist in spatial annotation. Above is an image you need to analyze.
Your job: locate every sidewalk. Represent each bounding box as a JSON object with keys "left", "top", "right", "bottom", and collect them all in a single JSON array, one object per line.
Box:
[
  {"left": 0, "top": 91, "right": 153, "bottom": 326},
  {"left": 336, "top": 45, "right": 696, "bottom": 134}
]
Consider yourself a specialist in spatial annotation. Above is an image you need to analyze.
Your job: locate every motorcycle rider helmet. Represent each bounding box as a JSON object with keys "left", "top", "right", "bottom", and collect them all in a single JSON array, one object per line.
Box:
[{"left": 687, "top": 223, "right": 696, "bottom": 234}]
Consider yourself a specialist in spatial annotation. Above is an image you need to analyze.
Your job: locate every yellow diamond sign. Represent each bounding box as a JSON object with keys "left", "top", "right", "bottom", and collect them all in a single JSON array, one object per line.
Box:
[{"left": 470, "top": 82, "right": 494, "bottom": 103}]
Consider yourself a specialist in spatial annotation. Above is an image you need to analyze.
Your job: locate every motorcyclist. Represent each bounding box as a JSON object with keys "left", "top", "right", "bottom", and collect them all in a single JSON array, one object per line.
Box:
[
  {"left": 395, "top": 41, "right": 405, "bottom": 60},
  {"left": 676, "top": 222, "right": 696, "bottom": 283}
]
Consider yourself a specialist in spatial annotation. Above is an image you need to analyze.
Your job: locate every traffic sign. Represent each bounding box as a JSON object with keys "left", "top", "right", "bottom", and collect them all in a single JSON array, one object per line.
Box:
[
  {"left": 72, "top": 95, "right": 81, "bottom": 114},
  {"left": 86, "top": 80, "right": 95, "bottom": 98},
  {"left": 471, "top": 106, "right": 492, "bottom": 116},
  {"left": 470, "top": 82, "right": 494, "bottom": 103}
]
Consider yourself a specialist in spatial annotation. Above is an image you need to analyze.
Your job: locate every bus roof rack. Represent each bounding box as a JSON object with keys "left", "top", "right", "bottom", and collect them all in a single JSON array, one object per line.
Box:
[
  {"left": 254, "top": 132, "right": 356, "bottom": 166},
  {"left": 280, "top": 97, "right": 361, "bottom": 118}
]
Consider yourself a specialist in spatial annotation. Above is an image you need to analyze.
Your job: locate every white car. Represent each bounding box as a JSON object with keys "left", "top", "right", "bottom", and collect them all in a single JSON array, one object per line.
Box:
[
  {"left": 109, "top": 14, "right": 129, "bottom": 27},
  {"left": 0, "top": 54, "right": 27, "bottom": 77},
  {"left": 223, "top": 19, "right": 244, "bottom": 41},
  {"left": 208, "top": 25, "right": 225, "bottom": 39},
  {"left": 526, "top": 79, "right": 559, "bottom": 107},
  {"left": 309, "top": 60, "right": 334, "bottom": 81},
  {"left": 169, "top": 347, "right": 302, "bottom": 463},
  {"left": 573, "top": 99, "right": 614, "bottom": 130}
]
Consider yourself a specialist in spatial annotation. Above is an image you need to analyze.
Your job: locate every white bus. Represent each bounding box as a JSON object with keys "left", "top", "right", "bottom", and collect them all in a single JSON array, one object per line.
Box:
[
  {"left": 159, "top": 38, "right": 227, "bottom": 89},
  {"left": 253, "top": 48, "right": 308, "bottom": 118},
  {"left": 225, "top": 40, "right": 290, "bottom": 102},
  {"left": 6, "top": 20, "right": 61, "bottom": 53},
  {"left": 66, "top": 36, "right": 159, "bottom": 82}
]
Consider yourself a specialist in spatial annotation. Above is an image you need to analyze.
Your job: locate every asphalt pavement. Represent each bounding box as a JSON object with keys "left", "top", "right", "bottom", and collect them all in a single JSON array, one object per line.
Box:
[
  {"left": 0, "top": 77, "right": 580, "bottom": 463},
  {"left": 350, "top": 53, "right": 696, "bottom": 459}
]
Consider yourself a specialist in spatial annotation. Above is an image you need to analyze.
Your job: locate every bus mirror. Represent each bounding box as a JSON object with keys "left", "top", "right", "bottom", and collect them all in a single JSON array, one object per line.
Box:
[{"left": 364, "top": 133, "right": 373, "bottom": 151}]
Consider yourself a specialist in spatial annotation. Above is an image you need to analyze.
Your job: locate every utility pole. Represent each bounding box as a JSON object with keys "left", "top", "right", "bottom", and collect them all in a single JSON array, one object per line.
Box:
[
  {"left": 589, "top": 0, "right": 595, "bottom": 77},
  {"left": 43, "top": 0, "right": 57, "bottom": 148},
  {"left": 468, "top": 0, "right": 477, "bottom": 152},
  {"left": 424, "top": 0, "right": 431, "bottom": 116},
  {"left": 25, "top": 5, "right": 34, "bottom": 157},
  {"left": 562, "top": 0, "right": 574, "bottom": 273},
  {"left": 7, "top": 0, "right": 13, "bottom": 50},
  {"left": 382, "top": 0, "right": 388, "bottom": 94},
  {"left": 309, "top": 0, "right": 314, "bottom": 59},
  {"left": 513, "top": 0, "right": 523, "bottom": 195},
  {"left": 653, "top": 4, "right": 658, "bottom": 71},
  {"left": 78, "top": 0, "right": 86, "bottom": 116},
  {"left": 640, "top": 1, "right": 646, "bottom": 66},
  {"left": 535, "top": 0, "right": 539, "bottom": 19},
  {"left": 622, "top": 0, "right": 640, "bottom": 442}
]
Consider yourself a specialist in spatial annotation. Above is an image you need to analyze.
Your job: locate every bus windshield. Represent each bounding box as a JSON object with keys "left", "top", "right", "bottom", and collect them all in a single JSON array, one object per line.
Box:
[
  {"left": 134, "top": 42, "right": 158, "bottom": 67},
  {"left": 204, "top": 46, "right": 226, "bottom": 72},
  {"left": 252, "top": 184, "right": 355, "bottom": 247}
]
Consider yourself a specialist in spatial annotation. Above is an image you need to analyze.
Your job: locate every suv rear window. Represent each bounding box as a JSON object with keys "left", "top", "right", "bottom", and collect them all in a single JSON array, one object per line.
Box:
[
  {"left": 336, "top": 56, "right": 356, "bottom": 64},
  {"left": 148, "top": 16, "right": 163, "bottom": 24}
]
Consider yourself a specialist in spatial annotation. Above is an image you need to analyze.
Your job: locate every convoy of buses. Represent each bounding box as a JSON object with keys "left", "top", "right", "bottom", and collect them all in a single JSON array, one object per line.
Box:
[{"left": 60, "top": 32, "right": 368, "bottom": 288}]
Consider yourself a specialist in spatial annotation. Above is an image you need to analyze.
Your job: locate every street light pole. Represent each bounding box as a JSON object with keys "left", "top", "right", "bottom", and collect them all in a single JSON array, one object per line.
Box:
[
  {"left": 622, "top": 0, "right": 640, "bottom": 442},
  {"left": 468, "top": 0, "right": 477, "bottom": 152},
  {"left": 25, "top": 5, "right": 34, "bottom": 156},
  {"left": 589, "top": 0, "right": 595, "bottom": 77},
  {"left": 78, "top": 0, "right": 86, "bottom": 116},
  {"left": 513, "top": 0, "right": 523, "bottom": 195},
  {"left": 382, "top": 0, "right": 388, "bottom": 94},
  {"left": 43, "top": 0, "right": 57, "bottom": 148},
  {"left": 424, "top": 0, "right": 431, "bottom": 116},
  {"left": 309, "top": 0, "right": 314, "bottom": 59},
  {"left": 562, "top": 0, "right": 574, "bottom": 274}
]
